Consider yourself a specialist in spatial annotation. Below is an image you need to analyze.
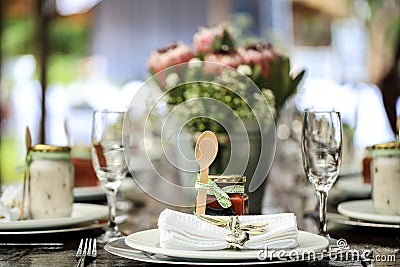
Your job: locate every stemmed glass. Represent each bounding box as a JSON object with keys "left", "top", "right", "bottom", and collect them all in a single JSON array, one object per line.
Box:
[
  {"left": 91, "top": 110, "right": 128, "bottom": 243},
  {"left": 301, "top": 111, "right": 342, "bottom": 237}
]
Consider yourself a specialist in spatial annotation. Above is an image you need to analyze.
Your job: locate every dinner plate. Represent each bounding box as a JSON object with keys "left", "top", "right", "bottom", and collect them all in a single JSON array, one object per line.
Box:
[
  {"left": 328, "top": 212, "right": 400, "bottom": 229},
  {"left": 124, "top": 229, "right": 329, "bottom": 261},
  {"left": 0, "top": 221, "right": 107, "bottom": 236},
  {"left": 0, "top": 203, "right": 107, "bottom": 230},
  {"left": 334, "top": 177, "right": 371, "bottom": 198},
  {"left": 73, "top": 186, "right": 105, "bottom": 201},
  {"left": 73, "top": 179, "right": 137, "bottom": 202},
  {"left": 337, "top": 200, "right": 400, "bottom": 224},
  {"left": 106, "top": 238, "right": 303, "bottom": 265}
]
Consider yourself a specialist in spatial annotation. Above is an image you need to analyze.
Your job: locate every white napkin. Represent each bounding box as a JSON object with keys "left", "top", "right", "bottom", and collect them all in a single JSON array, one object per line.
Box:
[
  {"left": 0, "top": 184, "right": 29, "bottom": 222},
  {"left": 158, "top": 209, "right": 298, "bottom": 250}
]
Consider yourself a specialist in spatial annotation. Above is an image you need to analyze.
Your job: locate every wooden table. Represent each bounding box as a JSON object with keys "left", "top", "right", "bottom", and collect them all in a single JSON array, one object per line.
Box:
[{"left": 1, "top": 189, "right": 399, "bottom": 266}]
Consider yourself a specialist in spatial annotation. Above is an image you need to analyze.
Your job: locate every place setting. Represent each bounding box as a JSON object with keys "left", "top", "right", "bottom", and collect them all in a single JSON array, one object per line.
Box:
[
  {"left": 0, "top": 125, "right": 110, "bottom": 242},
  {"left": 331, "top": 141, "right": 400, "bottom": 230},
  {"left": 102, "top": 109, "right": 346, "bottom": 265},
  {"left": 0, "top": 110, "right": 144, "bottom": 244}
]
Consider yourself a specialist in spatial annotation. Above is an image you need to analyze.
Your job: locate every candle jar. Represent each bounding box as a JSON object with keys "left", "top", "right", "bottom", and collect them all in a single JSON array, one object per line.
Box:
[
  {"left": 371, "top": 142, "right": 400, "bottom": 215},
  {"left": 196, "top": 175, "right": 249, "bottom": 216},
  {"left": 29, "top": 144, "right": 74, "bottom": 219}
]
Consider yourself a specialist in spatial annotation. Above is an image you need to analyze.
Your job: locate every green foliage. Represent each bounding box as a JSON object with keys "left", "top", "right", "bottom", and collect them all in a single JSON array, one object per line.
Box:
[
  {"left": 49, "top": 19, "right": 89, "bottom": 55},
  {"left": 211, "top": 29, "right": 236, "bottom": 53},
  {"left": 48, "top": 53, "right": 81, "bottom": 85},
  {"left": 2, "top": 19, "right": 36, "bottom": 55},
  {"left": 162, "top": 66, "right": 276, "bottom": 134},
  {"left": 250, "top": 54, "right": 306, "bottom": 112},
  {"left": 0, "top": 137, "right": 23, "bottom": 184}
]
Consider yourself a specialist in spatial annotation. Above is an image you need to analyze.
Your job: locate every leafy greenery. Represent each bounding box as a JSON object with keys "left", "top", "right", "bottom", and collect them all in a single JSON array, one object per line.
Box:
[
  {"left": 163, "top": 66, "right": 276, "bottom": 134},
  {"left": 250, "top": 54, "right": 306, "bottom": 112},
  {"left": 2, "top": 19, "right": 36, "bottom": 55}
]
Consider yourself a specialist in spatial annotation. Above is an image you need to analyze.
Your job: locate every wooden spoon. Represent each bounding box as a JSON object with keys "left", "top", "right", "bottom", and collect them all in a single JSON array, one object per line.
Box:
[
  {"left": 20, "top": 126, "right": 32, "bottom": 220},
  {"left": 64, "top": 119, "right": 71, "bottom": 147},
  {"left": 195, "top": 131, "right": 218, "bottom": 215}
]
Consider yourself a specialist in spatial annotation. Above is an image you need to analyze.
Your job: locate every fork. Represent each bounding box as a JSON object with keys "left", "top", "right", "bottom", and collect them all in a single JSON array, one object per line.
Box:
[{"left": 76, "top": 238, "right": 97, "bottom": 267}]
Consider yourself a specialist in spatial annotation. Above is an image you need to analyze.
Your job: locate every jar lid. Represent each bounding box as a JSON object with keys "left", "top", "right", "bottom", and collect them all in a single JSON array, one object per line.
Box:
[
  {"left": 368, "top": 141, "right": 400, "bottom": 150},
  {"left": 31, "top": 144, "right": 71, "bottom": 153},
  {"left": 208, "top": 175, "right": 246, "bottom": 184}
]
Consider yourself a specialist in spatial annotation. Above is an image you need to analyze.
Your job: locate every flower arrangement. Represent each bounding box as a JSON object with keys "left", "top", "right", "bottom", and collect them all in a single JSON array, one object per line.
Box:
[{"left": 147, "top": 25, "right": 305, "bottom": 134}]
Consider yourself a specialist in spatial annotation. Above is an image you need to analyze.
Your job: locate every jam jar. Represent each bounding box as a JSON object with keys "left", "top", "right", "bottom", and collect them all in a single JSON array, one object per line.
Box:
[
  {"left": 196, "top": 175, "right": 249, "bottom": 216},
  {"left": 370, "top": 141, "right": 400, "bottom": 215},
  {"left": 29, "top": 144, "right": 74, "bottom": 219},
  {"left": 71, "top": 145, "right": 98, "bottom": 187}
]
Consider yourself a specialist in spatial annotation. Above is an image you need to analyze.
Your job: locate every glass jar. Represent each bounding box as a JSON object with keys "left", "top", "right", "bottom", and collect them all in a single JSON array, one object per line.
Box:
[
  {"left": 196, "top": 175, "right": 249, "bottom": 216},
  {"left": 370, "top": 142, "right": 400, "bottom": 215},
  {"left": 71, "top": 145, "right": 98, "bottom": 187},
  {"left": 29, "top": 144, "right": 74, "bottom": 219}
]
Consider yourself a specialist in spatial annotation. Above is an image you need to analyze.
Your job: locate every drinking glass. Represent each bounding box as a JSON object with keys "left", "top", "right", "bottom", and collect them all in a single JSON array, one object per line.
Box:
[
  {"left": 301, "top": 111, "right": 342, "bottom": 237},
  {"left": 91, "top": 110, "right": 127, "bottom": 243}
]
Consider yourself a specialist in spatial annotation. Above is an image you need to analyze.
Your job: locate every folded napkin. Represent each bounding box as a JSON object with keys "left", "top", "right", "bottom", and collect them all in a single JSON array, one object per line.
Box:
[
  {"left": 0, "top": 184, "right": 29, "bottom": 222},
  {"left": 158, "top": 209, "right": 298, "bottom": 251}
]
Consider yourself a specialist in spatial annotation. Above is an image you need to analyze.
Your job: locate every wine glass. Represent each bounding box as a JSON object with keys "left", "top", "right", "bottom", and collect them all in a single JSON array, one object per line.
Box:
[
  {"left": 91, "top": 110, "right": 128, "bottom": 243},
  {"left": 301, "top": 111, "right": 342, "bottom": 237}
]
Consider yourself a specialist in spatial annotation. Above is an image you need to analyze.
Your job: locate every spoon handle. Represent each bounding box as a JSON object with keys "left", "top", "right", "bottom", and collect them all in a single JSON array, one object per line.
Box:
[
  {"left": 20, "top": 126, "right": 32, "bottom": 220},
  {"left": 196, "top": 168, "right": 209, "bottom": 215}
]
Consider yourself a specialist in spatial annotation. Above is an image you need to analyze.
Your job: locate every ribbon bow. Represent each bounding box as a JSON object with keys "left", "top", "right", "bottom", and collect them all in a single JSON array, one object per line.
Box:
[
  {"left": 16, "top": 151, "right": 71, "bottom": 174},
  {"left": 194, "top": 179, "right": 244, "bottom": 208},
  {"left": 15, "top": 152, "right": 33, "bottom": 175},
  {"left": 196, "top": 214, "right": 269, "bottom": 250}
]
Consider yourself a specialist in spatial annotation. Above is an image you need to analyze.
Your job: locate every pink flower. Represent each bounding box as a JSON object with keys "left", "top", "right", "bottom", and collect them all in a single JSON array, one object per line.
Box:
[
  {"left": 203, "top": 51, "right": 243, "bottom": 74},
  {"left": 238, "top": 42, "right": 277, "bottom": 78},
  {"left": 204, "top": 52, "right": 243, "bottom": 68},
  {"left": 147, "top": 42, "right": 194, "bottom": 73},
  {"left": 193, "top": 26, "right": 224, "bottom": 54}
]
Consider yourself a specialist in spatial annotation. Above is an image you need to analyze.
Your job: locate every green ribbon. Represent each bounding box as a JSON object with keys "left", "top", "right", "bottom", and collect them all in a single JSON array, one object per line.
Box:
[
  {"left": 16, "top": 151, "right": 71, "bottom": 174},
  {"left": 195, "top": 179, "right": 244, "bottom": 208}
]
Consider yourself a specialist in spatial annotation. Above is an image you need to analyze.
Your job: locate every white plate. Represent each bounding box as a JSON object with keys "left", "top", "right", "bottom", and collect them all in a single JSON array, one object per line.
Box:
[
  {"left": 73, "top": 179, "right": 137, "bottom": 201},
  {"left": 0, "top": 221, "right": 107, "bottom": 236},
  {"left": 337, "top": 200, "right": 400, "bottom": 224},
  {"left": 334, "top": 177, "right": 371, "bottom": 198},
  {"left": 124, "top": 229, "right": 328, "bottom": 261},
  {"left": 74, "top": 186, "right": 105, "bottom": 201},
  {"left": 328, "top": 212, "right": 400, "bottom": 229},
  {"left": 106, "top": 238, "right": 307, "bottom": 265},
  {"left": 0, "top": 203, "right": 107, "bottom": 230}
]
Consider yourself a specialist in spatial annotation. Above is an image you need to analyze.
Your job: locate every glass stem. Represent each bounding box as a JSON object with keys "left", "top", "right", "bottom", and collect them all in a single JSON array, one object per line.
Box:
[
  {"left": 317, "top": 190, "right": 329, "bottom": 237},
  {"left": 106, "top": 187, "right": 118, "bottom": 232}
]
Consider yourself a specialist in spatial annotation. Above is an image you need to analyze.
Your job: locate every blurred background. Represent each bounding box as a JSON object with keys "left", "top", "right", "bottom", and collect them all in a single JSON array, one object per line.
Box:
[{"left": 0, "top": 0, "right": 399, "bottom": 186}]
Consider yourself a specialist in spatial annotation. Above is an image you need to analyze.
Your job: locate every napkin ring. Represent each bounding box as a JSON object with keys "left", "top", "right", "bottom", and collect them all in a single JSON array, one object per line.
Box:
[
  {"left": 196, "top": 214, "right": 268, "bottom": 250},
  {"left": 226, "top": 216, "right": 249, "bottom": 250}
]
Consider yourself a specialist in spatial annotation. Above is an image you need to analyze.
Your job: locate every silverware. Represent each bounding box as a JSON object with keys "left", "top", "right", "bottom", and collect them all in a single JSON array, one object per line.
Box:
[{"left": 76, "top": 238, "right": 97, "bottom": 267}]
